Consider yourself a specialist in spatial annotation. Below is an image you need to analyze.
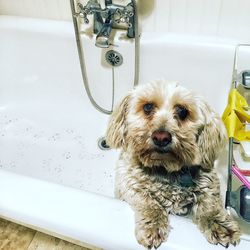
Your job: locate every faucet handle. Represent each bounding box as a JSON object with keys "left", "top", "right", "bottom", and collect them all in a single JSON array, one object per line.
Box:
[
  {"left": 77, "top": 11, "right": 90, "bottom": 24},
  {"left": 114, "top": 6, "right": 133, "bottom": 27},
  {"left": 113, "top": 8, "right": 122, "bottom": 23},
  {"left": 124, "top": 4, "right": 134, "bottom": 18},
  {"left": 77, "top": 2, "right": 91, "bottom": 24},
  {"left": 83, "top": 15, "right": 90, "bottom": 24}
]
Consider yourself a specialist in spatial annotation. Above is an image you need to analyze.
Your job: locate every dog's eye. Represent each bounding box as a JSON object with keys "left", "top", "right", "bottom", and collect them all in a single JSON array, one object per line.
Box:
[
  {"left": 143, "top": 103, "right": 154, "bottom": 114},
  {"left": 175, "top": 105, "right": 189, "bottom": 120}
]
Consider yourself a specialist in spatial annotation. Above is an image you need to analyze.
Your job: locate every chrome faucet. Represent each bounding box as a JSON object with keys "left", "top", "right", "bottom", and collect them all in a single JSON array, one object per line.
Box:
[{"left": 76, "top": 0, "right": 136, "bottom": 48}]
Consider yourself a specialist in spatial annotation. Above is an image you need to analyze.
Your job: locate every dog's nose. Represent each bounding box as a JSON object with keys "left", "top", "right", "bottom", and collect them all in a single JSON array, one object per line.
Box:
[{"left": 152, "top": 130, "right": 172, "bottom": 147}]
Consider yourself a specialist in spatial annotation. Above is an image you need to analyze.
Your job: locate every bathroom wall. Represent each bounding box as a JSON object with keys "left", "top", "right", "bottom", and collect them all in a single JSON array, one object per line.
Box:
[
  {"left": 1, "top": 0, "right": 250, "bottom": 41},
  {"left": 0, "top": 0, "right": 72, "bottom": 20}
]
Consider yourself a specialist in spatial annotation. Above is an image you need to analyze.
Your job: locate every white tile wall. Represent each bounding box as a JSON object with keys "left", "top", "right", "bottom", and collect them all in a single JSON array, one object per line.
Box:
[
  {"left": 0, "top": 0, "right": 72, "bottom": 20},
  {"left": 199, "top": 0, "right": 222, "bottom": 36},
  {"left": 1, "top": 0, "right": 250, "bottom": 41}
]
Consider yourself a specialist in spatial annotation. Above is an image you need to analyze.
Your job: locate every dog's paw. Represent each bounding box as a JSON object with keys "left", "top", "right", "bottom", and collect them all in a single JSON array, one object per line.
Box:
[
  {"left": 135, "top": 224, "right": 169, "bottom": 249},
  {"left": 202, "top": 216, "right": 241, "bottom": 248}
]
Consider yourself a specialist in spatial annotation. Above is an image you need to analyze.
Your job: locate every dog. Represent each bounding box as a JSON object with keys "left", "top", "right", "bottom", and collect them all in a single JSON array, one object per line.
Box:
[{"left": 106, "top": 80, "right": 241, "bottom": 249}]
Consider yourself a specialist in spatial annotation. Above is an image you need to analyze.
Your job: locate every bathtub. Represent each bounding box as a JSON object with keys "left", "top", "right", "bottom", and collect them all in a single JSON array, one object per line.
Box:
[{"left": 0, "top": 15, "right": 250, "bottom": 250}]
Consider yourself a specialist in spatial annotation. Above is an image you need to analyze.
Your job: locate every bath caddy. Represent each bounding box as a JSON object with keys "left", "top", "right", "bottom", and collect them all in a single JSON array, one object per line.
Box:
[{"left": 223, "top": 44, "right": 250, "bottom": 223}]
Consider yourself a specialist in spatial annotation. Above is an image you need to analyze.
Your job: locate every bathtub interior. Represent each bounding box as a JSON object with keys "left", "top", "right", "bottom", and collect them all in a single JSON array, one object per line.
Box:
[
  {"left": 0, "top": 16, "right": 119, "bottom": 197},
  {"left": 0, "top": 14, "right": 250, "bottom": 249}
]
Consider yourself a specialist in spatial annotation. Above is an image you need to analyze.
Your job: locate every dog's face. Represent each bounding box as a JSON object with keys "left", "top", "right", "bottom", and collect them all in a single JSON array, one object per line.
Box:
[{"left": 106, "top": 80, "right": 226, "bottom": 172}]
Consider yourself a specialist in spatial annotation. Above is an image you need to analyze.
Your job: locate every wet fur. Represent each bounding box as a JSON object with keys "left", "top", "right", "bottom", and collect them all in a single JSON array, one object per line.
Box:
[{"left": 106, "top": 80, "right": 241, "bottom": 249}]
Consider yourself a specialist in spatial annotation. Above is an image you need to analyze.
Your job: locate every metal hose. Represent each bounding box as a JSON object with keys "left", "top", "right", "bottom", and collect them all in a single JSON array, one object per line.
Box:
[{"left": 70, "top": 0, "right": 140, "bottom": 115}]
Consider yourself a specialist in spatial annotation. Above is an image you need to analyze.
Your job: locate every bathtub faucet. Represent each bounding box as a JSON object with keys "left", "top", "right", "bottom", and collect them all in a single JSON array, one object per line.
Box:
[{"left": 76, "top": 0, "right": 135, "bottom": 48}]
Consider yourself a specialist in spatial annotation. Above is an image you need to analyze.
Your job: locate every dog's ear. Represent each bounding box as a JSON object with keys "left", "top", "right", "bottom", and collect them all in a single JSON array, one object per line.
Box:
[
  {"left": 197, "top": 102, "right": 227, "bottom": 171},
  {"left": 106, "top": 94, "right": 130, "bottom": 149}
]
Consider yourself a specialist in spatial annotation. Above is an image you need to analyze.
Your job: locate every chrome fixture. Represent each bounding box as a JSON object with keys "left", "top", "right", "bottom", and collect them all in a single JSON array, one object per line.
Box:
[
  {"left": 76, "top": 0, "right": 136, "bottom": 48},
  {"left": 105, "top": 50, "right": 123, "bottom": 67},
  {"left": 98, "top": 136, "right": 110, "bottom": 150},
  {"left": 237, "top": 70, "right": 250, "bottom": 89},
  {"left": 70, "top": 0, "right": 139, "bottom": 115}
]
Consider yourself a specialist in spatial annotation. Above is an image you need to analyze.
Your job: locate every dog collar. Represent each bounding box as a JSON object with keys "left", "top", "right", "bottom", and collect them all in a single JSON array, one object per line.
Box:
[
  {"left": 177, "top": 166, "right": 199, "bottom": 187},
  {"left": 142, "top": 165, "right": 200, "bottom": 188}
]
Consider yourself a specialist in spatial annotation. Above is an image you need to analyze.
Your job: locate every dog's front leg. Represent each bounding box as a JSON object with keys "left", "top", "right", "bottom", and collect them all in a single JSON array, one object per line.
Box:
[
  {"left": 192, "top": 174, "right": 241, "bottom": 247},
  {"left": 132, "top": 196, "right": 170, "bottom": 249}
]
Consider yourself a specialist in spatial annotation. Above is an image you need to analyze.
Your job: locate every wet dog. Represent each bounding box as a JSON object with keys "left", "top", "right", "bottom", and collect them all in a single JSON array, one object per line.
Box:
[{"left": 106, "top": 80, "right": 240, "bottom": 249}]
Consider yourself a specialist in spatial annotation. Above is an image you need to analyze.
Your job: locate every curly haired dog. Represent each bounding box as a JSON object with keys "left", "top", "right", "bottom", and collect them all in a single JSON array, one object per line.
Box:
[{"left": 106, "top": 80, "right": 241, "bottom": 249}]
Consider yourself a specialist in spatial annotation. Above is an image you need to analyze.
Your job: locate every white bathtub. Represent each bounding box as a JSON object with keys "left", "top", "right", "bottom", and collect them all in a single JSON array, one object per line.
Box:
[{"left": 0, "top": 15, "right": 249, "bottom": 250}]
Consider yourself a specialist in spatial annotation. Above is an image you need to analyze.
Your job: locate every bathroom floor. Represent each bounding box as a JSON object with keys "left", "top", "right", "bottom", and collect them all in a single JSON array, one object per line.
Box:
[{"left": 0, "top": 218, "right": 90, "bottom": 250}]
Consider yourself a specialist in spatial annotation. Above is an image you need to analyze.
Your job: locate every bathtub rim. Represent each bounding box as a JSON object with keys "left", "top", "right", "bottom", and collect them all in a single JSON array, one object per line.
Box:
[{"left": 0, "top": 168, "right": 250, "bottom": 250}]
